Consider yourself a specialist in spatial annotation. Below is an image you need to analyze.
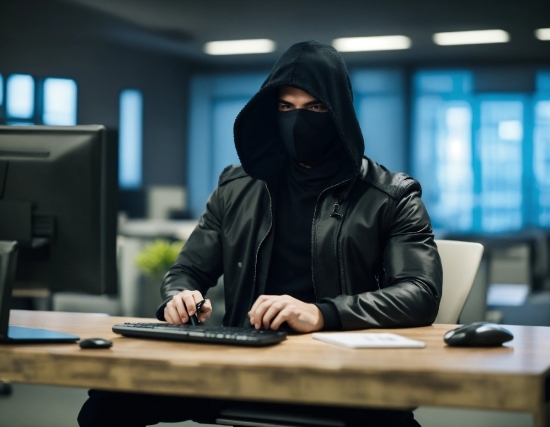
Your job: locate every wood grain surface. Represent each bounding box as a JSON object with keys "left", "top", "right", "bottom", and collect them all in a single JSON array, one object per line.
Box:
[{"left": 1, "top": 310, "right": 549, "bottom": 425}]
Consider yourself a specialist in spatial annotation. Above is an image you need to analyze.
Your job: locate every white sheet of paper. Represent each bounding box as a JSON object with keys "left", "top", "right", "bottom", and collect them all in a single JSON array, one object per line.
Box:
[{"left": 312, "top": 333, "right": 426, "bottom": 348}]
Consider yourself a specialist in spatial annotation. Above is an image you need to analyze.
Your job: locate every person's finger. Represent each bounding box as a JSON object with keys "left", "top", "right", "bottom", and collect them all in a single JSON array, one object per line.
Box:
[
  {"left": 197, "top": 299, "right": 212, "bottom": 322},
  {"left": 164, "top": 308, "right": 174, "bottom": 324},
  {"left": 249, "top": 295, "right": 270, "bottom": 323},
  {"left": 251, "top": 297, "right": 276, "bottom": 329},
  {"left": 250, "top": 298, "right": 270, "bottom": 326},
  {"left": 172, "top": 295, "right": 188, "bottom": 322},
  {"left": 182, "top": 292, "right": 200, "bottom": 316},
  {"left": 201, "top": 299, "right": 212, "bottom": 313},
  {"left": 249, "top": 295, "right": 268, "bottom": 318},
  {"left": 165, "top": 303, "right": 183, "bottom": 325},
  {"left": 260, "top": 301, "right": 285, "bottom": 329},
  {"left": 270, "top": 307, "right": 293, "bottom": 330},
  {"left": 191, "top": 290, "right": 204, "bottom": 302}
]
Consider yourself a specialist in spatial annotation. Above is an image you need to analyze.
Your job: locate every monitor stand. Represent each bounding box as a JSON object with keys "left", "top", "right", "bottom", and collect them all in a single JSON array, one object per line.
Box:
[{"left": 0, "top": 241, "right": 79, "bottom": 343}]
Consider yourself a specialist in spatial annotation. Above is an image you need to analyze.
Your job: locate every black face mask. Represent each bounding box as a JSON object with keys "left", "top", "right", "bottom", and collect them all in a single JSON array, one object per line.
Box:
[{"left": 278, "top": 109, "right": 338, "bottom": 165}]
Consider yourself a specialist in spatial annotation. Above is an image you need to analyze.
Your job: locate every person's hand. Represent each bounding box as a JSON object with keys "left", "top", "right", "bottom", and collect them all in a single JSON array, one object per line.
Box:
[
  {"left": 248, "top": 294, "right": 324, "bottom": 333},
  {"left": 164, "top": 290, "right": 212, "bottom": 325}
]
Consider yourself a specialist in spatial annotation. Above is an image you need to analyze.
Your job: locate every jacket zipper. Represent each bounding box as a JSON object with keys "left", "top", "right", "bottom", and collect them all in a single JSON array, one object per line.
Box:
[
  {"left": 311, "top": 177, "right": 353, "bottom": 302},
  {"left": 375, "top": 275, "right": 381, "bottom": 290},
  {"left": 252, "top": 182, "right": 274, "bottom": 296},
  {"left": 375, "top": 265, "right": 386, "bottom": 290}
]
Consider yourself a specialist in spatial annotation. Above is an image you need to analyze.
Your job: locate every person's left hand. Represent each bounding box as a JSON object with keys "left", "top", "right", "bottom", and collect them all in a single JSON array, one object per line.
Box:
[{"left": 248, "top": 294, "right": 324, "bottom": 333}]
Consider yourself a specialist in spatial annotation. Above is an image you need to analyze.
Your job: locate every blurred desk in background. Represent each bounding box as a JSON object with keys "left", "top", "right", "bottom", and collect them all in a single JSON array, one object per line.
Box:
[
  {"left": 118, "top": 219, "right": 198, "bottom": 241},
  {"left": 443, "top": 229, "right": 550, "bottom": 324},
  {"left": 117, "top": 220, "right": 198, "bottom": 317},
  {"left": 445, "top": 229, "right": 550, "bottom": 292}
]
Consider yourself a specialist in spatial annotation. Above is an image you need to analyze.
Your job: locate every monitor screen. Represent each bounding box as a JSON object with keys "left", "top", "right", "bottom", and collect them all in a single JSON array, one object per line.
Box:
[{"left": 0, "top": 125, "right": 118, "bottom": 294}]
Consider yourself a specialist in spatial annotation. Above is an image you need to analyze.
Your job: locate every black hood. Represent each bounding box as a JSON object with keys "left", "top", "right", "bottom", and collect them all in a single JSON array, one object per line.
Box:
[{"left": 234, "top": 40, "right": 365, "bottom": 182}]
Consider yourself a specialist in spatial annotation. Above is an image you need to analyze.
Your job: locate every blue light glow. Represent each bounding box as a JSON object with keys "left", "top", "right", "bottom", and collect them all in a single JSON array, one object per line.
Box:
[
  {"left": 119, "top": 89, "right": 143, "bottom": 189},
  {"left": 6, "top": 74, "right": 34, "bottom": 119},
  {"left": 534, "top": 100, "right": 550, "bottom": 226},
  {"left": 43, "top": 78, "right": 77, "bottom": 125}
]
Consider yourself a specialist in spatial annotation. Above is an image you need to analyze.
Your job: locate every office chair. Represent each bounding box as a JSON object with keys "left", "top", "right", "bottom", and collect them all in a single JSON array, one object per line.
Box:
[
  {"left": 215, "top": 239, "right": 484, "bottom": 427},
  {"left": 216, "top": 403, "right": 346, "bottom": 427},
  {"left": 433, "top": 239, "right": 484, "bottom": 324}
]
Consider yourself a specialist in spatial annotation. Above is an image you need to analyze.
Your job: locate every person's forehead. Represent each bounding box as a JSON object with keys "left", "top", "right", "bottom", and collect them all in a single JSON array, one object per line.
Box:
[{"left": 278, "top": 86, "right": 317, "bottom": 101}]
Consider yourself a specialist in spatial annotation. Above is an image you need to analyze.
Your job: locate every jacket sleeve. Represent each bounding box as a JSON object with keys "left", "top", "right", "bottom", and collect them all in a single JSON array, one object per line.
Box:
[
  {"left": 155, "top": 184, "right": 225, "bottom": 321},
  {"left": 324, "top": 182, "right": 443, "bottom": 330}
]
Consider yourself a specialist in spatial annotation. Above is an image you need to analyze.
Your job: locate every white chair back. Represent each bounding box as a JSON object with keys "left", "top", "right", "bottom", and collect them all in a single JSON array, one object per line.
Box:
[{"left": 434, "top": 240, "right": 484, "bottom": 324}]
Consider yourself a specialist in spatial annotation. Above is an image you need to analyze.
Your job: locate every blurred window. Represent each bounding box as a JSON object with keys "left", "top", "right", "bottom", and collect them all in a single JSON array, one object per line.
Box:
[
  {"left": 534, "top": 72, "right": 550, "bottom": 226},
  {"left": 119, "top": 89, "right": 143, "bottom": 189},
  {"left": 351, "top": 70, "right": 406, "bottom": 173},
  {"left": 0, "top": 74, "right": 3, "bottom": 121},
  {"left": 412, "top": 71, "right": 474, "bottom": 232},
  {"left": 476, "top": 96, "right": 526, "bottom": 232},
  {"left": 43, "top": 78, "right": 77, "bottom": 125},
  {"left": 6, "top": 74, "right": 34, "bottom": 120},
  {"left": 412, "top": 70, "right": 540, "bottom": 234},
  {"left": 211, "top": 98, "right": 248, "bottom": 189},
  {"left": 187, "top": 73, "right": 267, "bottom": 217}
]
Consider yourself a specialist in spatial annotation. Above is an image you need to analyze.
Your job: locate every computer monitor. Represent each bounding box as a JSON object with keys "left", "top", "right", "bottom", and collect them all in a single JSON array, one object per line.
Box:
[
  {"left": 0, "top": 125, "right": 118, "bottom": 295},
  {"left": 0, "top": 240, "right": 79, "bottom": 342}
]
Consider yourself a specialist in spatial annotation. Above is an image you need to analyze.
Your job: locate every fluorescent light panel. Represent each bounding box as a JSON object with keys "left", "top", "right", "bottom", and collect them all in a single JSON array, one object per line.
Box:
[
  {"left": 535, "top": 28, "right": 550, "bottom": 41},
  {"left": 204, "top": 39, "right": 276, "bottom": 55},
  {"left": 433, "top": 29, "right": 509, "bottom": 45},
  {"left": 332, "top": 36, "right": 411, "bottom": 52}
]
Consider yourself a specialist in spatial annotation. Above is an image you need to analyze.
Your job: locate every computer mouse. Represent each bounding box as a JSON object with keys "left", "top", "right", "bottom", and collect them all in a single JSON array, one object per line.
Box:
[
  {"left": 79, "top": 338, "right": 113, "bottom": 349},
  {"left": 444, "top": 322, "right": 513, "bottom": 347}
]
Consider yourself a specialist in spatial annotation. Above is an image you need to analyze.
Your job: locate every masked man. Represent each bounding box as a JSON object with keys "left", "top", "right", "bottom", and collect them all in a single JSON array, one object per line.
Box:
[{"left": 79, "top": 40, "right": 442, "bottom": 427}]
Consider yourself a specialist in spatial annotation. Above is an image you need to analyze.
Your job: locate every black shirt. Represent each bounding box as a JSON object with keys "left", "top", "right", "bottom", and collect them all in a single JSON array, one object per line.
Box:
[{"left": 265, "top": 146, "right": 349, "bottom": 330}]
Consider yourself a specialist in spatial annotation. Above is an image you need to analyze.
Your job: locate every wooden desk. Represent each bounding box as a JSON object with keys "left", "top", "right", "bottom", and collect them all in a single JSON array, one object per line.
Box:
[{"left": 1, "top": 310, "right": 549, "bottom": 426}]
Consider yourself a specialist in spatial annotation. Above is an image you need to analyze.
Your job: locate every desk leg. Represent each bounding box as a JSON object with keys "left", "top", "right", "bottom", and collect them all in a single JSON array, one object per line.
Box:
[{"left": 0, "top": 381, "right": 12, "bottom": 396}]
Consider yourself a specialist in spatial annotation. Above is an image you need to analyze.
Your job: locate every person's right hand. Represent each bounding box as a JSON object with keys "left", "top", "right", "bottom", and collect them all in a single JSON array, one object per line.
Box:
[{"left": 164, "top": 290, "right": 212, "bottom": 324}]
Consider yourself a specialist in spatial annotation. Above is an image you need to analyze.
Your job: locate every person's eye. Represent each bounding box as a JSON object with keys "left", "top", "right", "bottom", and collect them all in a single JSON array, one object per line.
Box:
[
  {"left": 310, "top": 104, "right": 327, "bottom": 112},
  {"left": 278, "top": 103, "right": 293, "bottom": 111}
]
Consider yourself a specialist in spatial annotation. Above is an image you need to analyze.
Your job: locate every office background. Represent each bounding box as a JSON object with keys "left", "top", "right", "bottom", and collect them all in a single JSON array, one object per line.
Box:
[{"left": 0, "top": 0, "right": 549, "bottom": 426}]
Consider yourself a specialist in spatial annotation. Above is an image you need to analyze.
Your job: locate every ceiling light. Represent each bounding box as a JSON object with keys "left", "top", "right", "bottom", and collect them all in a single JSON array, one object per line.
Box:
[
  {"left": 204, "top": 39, "right": 276, "bottom": 55},
  {"left": 535, "top": 28, "right": 550, "bottom": 41},
  {"left": 332, "top": 36, "right": 411, "bottom": 52},
  {"left": 433, "top": 30, "right": 510, "bottom": 46}
]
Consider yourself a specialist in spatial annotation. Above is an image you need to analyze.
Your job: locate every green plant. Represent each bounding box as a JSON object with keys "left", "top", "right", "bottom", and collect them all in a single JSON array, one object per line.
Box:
[{"left": 135, "top": 239, "right": 185, "bottom": 279}]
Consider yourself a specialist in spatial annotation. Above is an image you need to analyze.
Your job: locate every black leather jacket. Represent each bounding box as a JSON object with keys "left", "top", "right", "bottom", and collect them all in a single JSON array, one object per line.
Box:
[
  {"left": 158, "top": 156, "right": 442, "bottom": 329},
  {"left": 158, "top": 41, "right": 442, "bottom": 329}
]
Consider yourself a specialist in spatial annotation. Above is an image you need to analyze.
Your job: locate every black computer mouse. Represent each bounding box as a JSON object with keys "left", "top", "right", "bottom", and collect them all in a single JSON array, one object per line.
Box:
[
  {"left": 444, "top": 322, "right": 513, "bottom": 347},
  {"left": 79, "top": 338, "right": 113, "bottom": 349}
]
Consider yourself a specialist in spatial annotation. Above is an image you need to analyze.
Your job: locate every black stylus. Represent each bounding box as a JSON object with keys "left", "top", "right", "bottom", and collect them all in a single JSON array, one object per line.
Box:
[{"left": 189, "top": 299, "right": 206, "bottom": 325}]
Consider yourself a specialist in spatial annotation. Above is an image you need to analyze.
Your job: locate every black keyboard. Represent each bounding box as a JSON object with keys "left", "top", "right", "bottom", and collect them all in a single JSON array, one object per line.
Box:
[{"left": 112, "top": 322, "right": 287, "bottom": 347}]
